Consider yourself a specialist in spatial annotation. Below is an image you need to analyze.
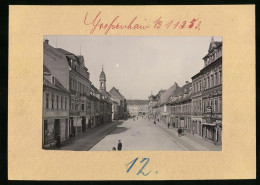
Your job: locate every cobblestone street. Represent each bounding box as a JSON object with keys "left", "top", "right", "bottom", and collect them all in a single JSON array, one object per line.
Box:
[{"left": 90, "top": 117, "right": 221, "bottom": 151}]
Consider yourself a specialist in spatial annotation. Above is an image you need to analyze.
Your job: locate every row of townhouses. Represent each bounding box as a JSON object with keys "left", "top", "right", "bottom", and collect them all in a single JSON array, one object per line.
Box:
[
  {"left": 43, "top": 39, "right": 127, "bottom": 149},
  {"left": 149, "top": 37, "right": 222, "bottom": 145}
]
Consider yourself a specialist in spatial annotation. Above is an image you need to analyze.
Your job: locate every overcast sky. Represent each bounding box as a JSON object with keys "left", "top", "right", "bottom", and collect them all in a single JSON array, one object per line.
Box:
[{"left": 46, "top": 36, "right": 222, "bottom": 100}]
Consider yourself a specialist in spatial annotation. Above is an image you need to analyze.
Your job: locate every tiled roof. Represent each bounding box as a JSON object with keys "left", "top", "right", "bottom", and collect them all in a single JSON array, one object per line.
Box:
[
  {"left": 126, "top": 100, "right": 149, "bottom": 105},
  {"left": 43, "top": 65, "right": 51, "bottom": 73},
  {"left": 100, "top": 90, "right": 111, "bottom": 98},
  {"left": 158, "top": 82, "right": 179, "bottom": 106},
  {"left": 167, "top": 83, "right": 192, "bottom": 104},
  {"left": 43, "top": 77, "right": 69, "bottom": 93},
  {"left": 91, "top": 84, "right": 100, "bottom": 93},
  {"left": 56, "top": 48, "right": 75, "bottom": 56},
  {"left": 109, "top": 87, "right": 125, "bottom": 100}
]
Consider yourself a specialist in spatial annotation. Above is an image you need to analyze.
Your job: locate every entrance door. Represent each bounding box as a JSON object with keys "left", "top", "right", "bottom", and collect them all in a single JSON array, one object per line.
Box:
[
  {"left": 54, "top": 119, "right": 60, "bottom": 139},
  {"left": 65, "top": 119, "right": 68, "bottom": 139},
  {"left": 44, "top": 120, "right": 48, "bottom": 145},
  {"left": 82, "top": 117, "right": 86, "bottom": 132}
]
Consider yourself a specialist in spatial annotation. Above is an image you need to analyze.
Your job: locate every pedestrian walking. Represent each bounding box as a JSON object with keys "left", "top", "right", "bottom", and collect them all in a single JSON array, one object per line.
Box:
[
  {"left": 177, "top": 128, "right": 182, "bottom": 137},
  {"left": 56, "top": 134, "right": 61, "bottom": 148},
  {"left": 117, "top": 140, "right": 122, "bottom": 151},
  {"left": 168, "top": 123, "right": 170, "bottom": 129},
  {"left": 154, "top": 120, "right": 156, "bottom": 124}
]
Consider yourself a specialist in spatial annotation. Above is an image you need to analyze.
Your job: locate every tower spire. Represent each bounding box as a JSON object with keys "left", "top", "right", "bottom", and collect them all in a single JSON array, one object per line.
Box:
[{"left": 99, "top": 65, "right": 106, "bottom": 92}]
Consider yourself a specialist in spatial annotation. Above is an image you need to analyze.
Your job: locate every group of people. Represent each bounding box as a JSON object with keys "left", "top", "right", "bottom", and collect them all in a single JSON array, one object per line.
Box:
[{"left": 112, "top": 140, "right": 122, "bottom": 151}]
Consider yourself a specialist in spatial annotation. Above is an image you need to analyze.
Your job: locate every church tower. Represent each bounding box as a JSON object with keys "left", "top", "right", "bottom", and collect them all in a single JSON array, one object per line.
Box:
[{"left": 99, "top": 66, "right": 106, "bottom": 91}]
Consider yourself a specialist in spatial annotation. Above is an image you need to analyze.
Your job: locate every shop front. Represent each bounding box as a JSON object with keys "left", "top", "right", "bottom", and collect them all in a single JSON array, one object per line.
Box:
[{"left": 202, "top": 106, "right": 222, "bottom": 145}]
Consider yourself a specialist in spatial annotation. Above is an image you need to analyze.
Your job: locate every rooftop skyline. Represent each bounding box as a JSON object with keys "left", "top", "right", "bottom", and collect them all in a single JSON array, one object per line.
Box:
[{"left": 45, "top": 36, "right": 222, "bottom": 100}]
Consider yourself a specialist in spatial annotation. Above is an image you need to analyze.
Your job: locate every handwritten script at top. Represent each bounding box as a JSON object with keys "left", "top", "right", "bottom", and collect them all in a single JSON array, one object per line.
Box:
[{"left": 84, "top": 11, "right": 201, "bottom": 35}]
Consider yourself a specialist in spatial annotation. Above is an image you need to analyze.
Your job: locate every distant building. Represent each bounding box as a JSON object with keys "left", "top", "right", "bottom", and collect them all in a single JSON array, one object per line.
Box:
[{"left": 126, "top": 100, "right": 149, "bottom": 117}]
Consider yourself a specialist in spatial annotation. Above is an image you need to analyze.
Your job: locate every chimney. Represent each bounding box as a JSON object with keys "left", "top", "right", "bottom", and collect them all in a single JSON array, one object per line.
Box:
[{"left": 44, "top": 39, "right": 49, "bottom": 44}]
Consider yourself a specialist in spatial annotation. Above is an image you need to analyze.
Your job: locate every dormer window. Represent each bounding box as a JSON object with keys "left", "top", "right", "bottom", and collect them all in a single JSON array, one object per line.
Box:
[{"left": 51, "top": 76, "right": 55, "bottom": 85}]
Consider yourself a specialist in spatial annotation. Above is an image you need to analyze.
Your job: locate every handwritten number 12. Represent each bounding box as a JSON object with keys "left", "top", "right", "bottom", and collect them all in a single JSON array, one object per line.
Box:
[{"left": 126, "top": 157, "right": 151, "bottom": 176}]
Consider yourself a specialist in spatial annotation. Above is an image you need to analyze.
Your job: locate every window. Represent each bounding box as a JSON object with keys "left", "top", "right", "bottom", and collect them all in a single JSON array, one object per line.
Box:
[
  {"left": 214, "top": 98, "right": 218, "bottom": 113},
  {"left": 70, "top": 77, "right": 73, "bottom": 89},
  {"left": 61, "top": 96, "right": 63, "bottom": 109},
  {"left": 199, "top": 81, "right": 202, "bottom": 91},
  {"left": 215, "top": 72, "right": 218, "bottom": 86},
  {"left": 199, "top": 100, "right": 201, "bottom": 112},
  {"left": 219, "top": 70, "right": 222, "bottom": 84},
  {"left": 211, "top": 75, "right": 214, "bottom": 87},
  {"left": 51, "top": 76, "right": 55, "bottom": 84},
  {"left": 207, "top": 77, "right": 210, "bottom": 88},
  {"left": 56, "top": 95, "right": 59, "bottom": 109},
  {"left": 45, "top": 93, "right": 49, "bottom": 108},
  {"left": 219, "top": 98, "right": 222, "bottom": 113},
  {"left": 51, "top": 94, "right": 54, "bottom": 109},
  {"left": 65, "top": 98, "right": 67, "bottom": 110},
  {"left": 82, "top": 102, "right": 84, "bottom": 111}
]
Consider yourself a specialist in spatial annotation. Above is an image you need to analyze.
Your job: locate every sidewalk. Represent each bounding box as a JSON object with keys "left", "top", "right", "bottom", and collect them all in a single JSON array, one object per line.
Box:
[
  {"left": 55, "top": 121, "right": 122, "bottom": 151},
  {"left": 153, "top": 120, "right": 221, "bottom": 151}
]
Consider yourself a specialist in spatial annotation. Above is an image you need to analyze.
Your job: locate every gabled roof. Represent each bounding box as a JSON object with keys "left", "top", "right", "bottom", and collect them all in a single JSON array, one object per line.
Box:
[
  {"left": 127, "top": 100, "right": 149, "bottom": 105},
  {"left": 158, "top": 82, "right": 179, "bottom": 106},
  {"left": 109, "top": 87, "right": 125, "bottom": 100},
  {"left": 43, "top": 64, "right": 69, "bottom": 93},
  {"left": 56, "top": 48, "right": 75, "bottom": 56},
  {"left": 91, "top": 84, "right": 100, "bottom": 93},
  {"left": 167, "top": 82, "right": 192, "bottom": 105},
  {"left": 100, "top": 90, "right": 111, "bottom": 98},
  {"left": 43, "top": 77, "right": 69, "bottom": 93}
]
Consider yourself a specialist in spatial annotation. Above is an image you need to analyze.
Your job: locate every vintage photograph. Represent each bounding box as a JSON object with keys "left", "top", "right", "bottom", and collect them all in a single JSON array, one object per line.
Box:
[{"left": 42, "top": 36, "right": 222, "bottom": 151}]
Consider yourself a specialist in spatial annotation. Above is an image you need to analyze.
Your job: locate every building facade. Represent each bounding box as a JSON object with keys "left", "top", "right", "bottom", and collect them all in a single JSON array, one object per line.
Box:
[
  {"left": 44, "top": 40, "right": 91, "bottom": 138},
  {"left": 42, "top": 65, "right": 70, "bottom": 148},
  {"left": 126, "top": 100, "right": 149, "bottom": 117},
  {"left": 200, "top": 38, "right": 222, "bottom": 144},
  {"left": 167, "top": 82, "right": 192, "bottom": 130},
  {"left": 109, "top": 87, "right": 127, "bottom": 119}
]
